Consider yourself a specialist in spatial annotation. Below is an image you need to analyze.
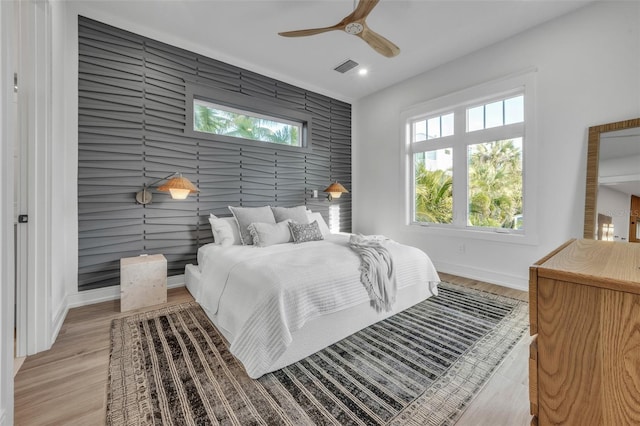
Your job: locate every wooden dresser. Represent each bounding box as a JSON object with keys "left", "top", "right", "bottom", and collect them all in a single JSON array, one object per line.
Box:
[{"left": 529, "top": 239, "right": 640, "bottom": 425}]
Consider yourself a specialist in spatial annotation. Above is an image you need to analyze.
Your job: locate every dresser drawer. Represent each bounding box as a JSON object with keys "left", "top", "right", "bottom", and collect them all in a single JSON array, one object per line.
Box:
[{"left": 530, "top": 240, "right": 640, "bottom": 425}]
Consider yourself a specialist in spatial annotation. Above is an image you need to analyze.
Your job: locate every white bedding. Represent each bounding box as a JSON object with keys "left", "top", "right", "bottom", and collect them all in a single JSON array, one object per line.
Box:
[{"left": 192, "top": 233, "right": 440, "bottom": 378}]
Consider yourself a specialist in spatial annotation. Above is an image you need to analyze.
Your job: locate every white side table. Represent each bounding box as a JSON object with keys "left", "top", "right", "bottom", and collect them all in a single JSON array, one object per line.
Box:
[{"left": 120, "top": 254, "right": 167, "bottom": 312}]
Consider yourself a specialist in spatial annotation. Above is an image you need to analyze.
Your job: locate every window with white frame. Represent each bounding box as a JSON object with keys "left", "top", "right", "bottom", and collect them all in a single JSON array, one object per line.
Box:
[{"left": 405, "top": 73, "right": 535, "bottom": 237}]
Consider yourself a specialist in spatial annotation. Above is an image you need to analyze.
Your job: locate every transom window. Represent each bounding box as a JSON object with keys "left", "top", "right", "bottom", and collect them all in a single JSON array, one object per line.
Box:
[
  {"left": 467, "top": 95, "right": 524, "bottom": 132},
  {"left": 413, "top": 112, "right": 454, "bottom": 141},
  {"left": 404, "top": 72, "right": 536, "bottom": 239},
  {"left": 194, "top": 99, "right": 302, "bottom": 147}
]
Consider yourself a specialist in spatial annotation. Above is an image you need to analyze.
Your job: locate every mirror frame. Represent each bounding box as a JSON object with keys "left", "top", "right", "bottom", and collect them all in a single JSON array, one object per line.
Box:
[{"left": 583, "top": 117, "right": 640, "bottom": 239}]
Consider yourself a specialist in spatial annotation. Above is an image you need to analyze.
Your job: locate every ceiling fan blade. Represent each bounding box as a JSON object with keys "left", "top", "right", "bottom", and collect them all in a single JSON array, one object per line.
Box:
[
  {"left": 278, "top": 0, "right": 401, "bottom": 58},
  {"left": 357, "top": 25, "right": 400, "bottom": 58},
  {"left": 344, "top": 0, "right": 380, "bottom": 22},
  {"left": 278, "top": 25, "right": 341, "bottom": 38}
]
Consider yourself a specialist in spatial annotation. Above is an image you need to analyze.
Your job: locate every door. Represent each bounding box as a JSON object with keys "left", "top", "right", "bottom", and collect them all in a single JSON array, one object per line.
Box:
[
  {"left": 630, "top": 195, "right": 640, "bottom": 243},
  {"left": 597, "top": 213, "right": 613, "bottom": 241},
  {"left": 14, "top": 73, "right": 27, "bottom": 358}
]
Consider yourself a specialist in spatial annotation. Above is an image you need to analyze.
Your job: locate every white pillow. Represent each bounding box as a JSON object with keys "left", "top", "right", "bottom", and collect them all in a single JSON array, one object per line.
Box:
[
  {"left": 248, "top": 220, "right": 293, "bottom": 247},
  {"left": 209, "top": 214, "right": 241, "bottom": 246},
  {"left": 271, "top": 205, "right": 309, "bottom": 224},
  {"left": 307, "top": 211, "right": 331, "bottom": 237},
  {"left": 228, "top": 206, "right": 276, "bottom": 245}
]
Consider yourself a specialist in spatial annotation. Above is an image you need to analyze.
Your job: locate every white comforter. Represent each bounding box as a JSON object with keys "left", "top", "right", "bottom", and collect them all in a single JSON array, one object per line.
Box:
[{"left": 196, "top": 234, "right": 439, "bottom": 378}]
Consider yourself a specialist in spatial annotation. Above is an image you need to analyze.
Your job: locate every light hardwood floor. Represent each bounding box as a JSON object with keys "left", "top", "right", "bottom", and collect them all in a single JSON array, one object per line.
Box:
[
  {"left": 14, "top": 273, "right": 530, "bottom": 425},
  {"left": 439, "top": 273, "right": 531, "bottom": 426}
]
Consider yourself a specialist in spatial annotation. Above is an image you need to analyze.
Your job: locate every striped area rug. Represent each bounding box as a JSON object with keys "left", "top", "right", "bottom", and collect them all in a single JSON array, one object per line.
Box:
[{"left": 107, "top": 282, "right": 528, "bottom": 425}]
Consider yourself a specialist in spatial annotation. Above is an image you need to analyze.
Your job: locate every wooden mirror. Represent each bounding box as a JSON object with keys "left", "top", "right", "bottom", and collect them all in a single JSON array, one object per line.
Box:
[{"left": 583, "top": 117, "right": 640, "bottom": 241}]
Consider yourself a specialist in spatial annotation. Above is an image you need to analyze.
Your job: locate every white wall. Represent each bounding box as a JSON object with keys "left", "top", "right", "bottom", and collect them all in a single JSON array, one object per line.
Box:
[{"left": 353, "top": 1, "right": 640, "bottom": 289}]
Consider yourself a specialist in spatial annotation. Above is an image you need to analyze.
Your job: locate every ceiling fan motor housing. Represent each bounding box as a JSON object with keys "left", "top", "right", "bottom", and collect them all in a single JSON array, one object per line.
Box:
[{"left": 345, "top": 22, "right": 364, "bottom": 35}]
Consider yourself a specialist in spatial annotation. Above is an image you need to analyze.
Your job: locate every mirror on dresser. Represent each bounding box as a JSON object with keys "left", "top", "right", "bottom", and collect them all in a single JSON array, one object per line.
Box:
[{"left": 583, "top": 118, "right": 640, "bottom": 242}]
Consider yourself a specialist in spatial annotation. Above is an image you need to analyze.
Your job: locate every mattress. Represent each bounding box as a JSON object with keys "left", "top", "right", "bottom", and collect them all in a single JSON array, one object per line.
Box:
[{"left": 186, "top": 233, "right": 440, "bottom": 378}]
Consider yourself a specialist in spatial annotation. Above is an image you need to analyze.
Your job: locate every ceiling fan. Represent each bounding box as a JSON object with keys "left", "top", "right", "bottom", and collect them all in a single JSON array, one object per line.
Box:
[{"left": 278, "top": 0, "right": 400, "bottom": 58}]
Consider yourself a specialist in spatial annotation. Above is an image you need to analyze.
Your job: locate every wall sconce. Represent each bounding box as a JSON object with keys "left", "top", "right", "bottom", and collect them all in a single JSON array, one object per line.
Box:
[
  {"left": 323, "top": 181, "right": 349, "bottom": 201},
  {"left": 135, "top": 172, "right": 199, "bottom": 205}
]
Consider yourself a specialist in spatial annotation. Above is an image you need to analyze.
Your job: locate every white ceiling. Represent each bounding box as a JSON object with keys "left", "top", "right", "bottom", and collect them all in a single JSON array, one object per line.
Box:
[{"left": 75, "top": 0, "right": 592, "bottom": 102}]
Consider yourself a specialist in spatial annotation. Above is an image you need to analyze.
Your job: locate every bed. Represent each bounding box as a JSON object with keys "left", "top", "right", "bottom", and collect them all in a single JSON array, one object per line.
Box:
[{"left": 185, "top": 212, "right": 440, "bottom": 379}]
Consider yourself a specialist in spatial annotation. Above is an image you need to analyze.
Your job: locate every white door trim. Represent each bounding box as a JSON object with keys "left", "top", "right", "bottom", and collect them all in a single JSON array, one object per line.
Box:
[
  {"left": 17, "top": 0, "right": 54, "bottom": 356},
  {"left": 1, "top": 1, "right": 17, "bottom": 423}
]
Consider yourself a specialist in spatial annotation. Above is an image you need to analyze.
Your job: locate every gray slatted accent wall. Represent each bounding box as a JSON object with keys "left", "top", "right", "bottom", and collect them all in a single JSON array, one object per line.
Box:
[{"left": 78, "top": 17, "right": 352, "bottom": 291}]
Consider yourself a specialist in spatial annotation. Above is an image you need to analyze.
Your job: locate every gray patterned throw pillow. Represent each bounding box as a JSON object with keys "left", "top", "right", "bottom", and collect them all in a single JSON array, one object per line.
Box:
[{"left": 288, "top": 220, "right": 324, "bottom": 244}]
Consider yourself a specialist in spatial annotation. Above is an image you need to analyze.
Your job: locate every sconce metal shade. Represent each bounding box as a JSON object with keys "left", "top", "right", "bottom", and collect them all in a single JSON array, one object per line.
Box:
[
  {"left": 323, "top": 181, "right": 349, "bottom": 201},
  {"left": 136, "top": 173, "right": 199, "bottom": 205},
  {"left": 157, "top": 176, "right": 199, "bottom": 199}
]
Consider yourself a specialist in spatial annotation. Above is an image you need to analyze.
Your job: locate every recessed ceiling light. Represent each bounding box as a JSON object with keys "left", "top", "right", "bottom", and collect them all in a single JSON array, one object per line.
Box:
[{"left": 358, "top": 68, "right": 368, "bottom": 76}]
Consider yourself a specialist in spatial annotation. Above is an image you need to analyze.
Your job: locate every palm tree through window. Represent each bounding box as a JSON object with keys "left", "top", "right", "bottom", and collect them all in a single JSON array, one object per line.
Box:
[{"left": 194, "top": 100, "right": 302, "bottom": 147}]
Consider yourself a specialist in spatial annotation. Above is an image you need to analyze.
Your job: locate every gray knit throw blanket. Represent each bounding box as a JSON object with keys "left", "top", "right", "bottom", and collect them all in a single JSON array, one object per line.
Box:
[{"left": 349, "top": 234, "right": 397, "bottom": 312}]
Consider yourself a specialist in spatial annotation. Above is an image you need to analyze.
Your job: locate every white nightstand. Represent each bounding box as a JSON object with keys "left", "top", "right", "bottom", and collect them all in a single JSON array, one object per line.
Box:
[{"left": 120, "top": 254, "right": 167, "bottom": 312}]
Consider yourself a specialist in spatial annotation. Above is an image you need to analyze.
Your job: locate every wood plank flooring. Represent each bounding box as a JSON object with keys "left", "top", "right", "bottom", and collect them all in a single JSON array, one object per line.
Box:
[
  {"left": 14, "top": 273, "right": 530, "bottom": 425},
  {"left": 438, "top": 273, "right": 531, "bottom": 426}
]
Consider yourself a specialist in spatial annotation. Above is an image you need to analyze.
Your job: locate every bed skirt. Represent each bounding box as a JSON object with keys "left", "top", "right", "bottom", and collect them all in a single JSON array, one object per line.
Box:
[{"left": 185, "top": 263, "right": 438, "bottom": 377}]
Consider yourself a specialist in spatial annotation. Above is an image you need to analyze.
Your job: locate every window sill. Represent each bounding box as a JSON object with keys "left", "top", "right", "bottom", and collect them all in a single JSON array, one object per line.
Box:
[{"left": 408, "top": 223, "right": 539, "bottom": 246}]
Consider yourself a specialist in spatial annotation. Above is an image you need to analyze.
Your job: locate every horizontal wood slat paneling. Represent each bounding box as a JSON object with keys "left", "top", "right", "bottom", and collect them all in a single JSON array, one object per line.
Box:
[{"left": 78, "top": 16, "right": 351, "bottom": 291}]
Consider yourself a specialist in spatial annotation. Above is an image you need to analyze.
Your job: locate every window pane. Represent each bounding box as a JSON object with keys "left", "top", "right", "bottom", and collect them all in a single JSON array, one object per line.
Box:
[
  {"left": 194, "top": 100, "right": 301, "bottom": 147},
  {"left": 441, "top": 113, "right": 454, "bottom": 137},
  {"left": 414, "top": 149, "right": 453, "bottom": 224},
  {"left": 467, "top": 138, "right": 523, "bottom": 229},
  {"left": 413, "top": 120, "right": 426, "bottom": 142},
  {"left": 427, "top": 117, "right": 441, "bottom": 139},
  {"left": 467, "top": 106, "right": 484, "bottom": 132},
  {"left": 505, "top": 95, "right": 524, "bottom": 124},
  {"left": 484, "top": 101, "right": 503, "bottom": 129}
]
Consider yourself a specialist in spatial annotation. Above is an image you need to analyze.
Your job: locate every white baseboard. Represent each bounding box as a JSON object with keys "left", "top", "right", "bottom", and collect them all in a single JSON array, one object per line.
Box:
[
  {"left": 66, "top": 274, "right": 185, "bottom": 309},
  {"left": 50, "top": 301, "right": 69, "bottom": 345},
  {"left": 0, "top": 408, "right": 7, "bottom": 426},
  {"left": 434, "top": 261, "right": 528, "bottom": 291}
]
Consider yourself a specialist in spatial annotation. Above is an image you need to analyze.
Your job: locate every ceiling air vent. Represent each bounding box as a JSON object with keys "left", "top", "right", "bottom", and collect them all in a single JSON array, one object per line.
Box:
[{"left": 334, "top": 59, "right": 359, "bottom": 74}]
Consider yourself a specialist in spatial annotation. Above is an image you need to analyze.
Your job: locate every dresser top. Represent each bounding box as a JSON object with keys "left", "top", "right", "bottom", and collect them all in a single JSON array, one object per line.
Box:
[{"left": 536, "top": 239, "right": 640, "bottom": 293}]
